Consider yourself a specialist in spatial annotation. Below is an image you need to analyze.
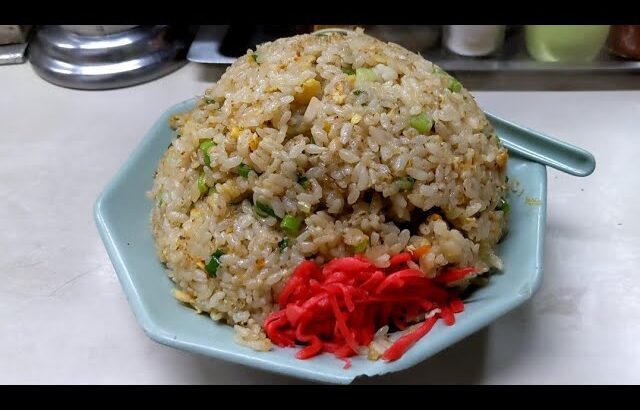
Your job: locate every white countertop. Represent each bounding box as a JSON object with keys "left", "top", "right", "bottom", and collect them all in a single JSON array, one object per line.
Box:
[{"left": 2, "top": 62, "right": 639, "bottom": 384}]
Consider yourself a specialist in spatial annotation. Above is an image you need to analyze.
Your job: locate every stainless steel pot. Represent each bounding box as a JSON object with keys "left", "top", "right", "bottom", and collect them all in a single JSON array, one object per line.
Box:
[
  {"left": 29, "top": 25, "right": 195, "bottom": 90},
  {"left": 58, "top": 25, "right": 139, "bottom": 36}
]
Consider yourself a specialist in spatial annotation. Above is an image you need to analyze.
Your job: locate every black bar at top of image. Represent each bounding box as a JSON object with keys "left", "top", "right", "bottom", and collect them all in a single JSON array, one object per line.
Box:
[{"left": 3, "top": 0, "right": 640, "bottom": 25}]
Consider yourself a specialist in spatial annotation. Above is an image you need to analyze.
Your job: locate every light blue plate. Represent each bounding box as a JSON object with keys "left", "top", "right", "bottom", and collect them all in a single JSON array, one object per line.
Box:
[{"left": 94, "top": 98, "right": 547, "bottom": 384}]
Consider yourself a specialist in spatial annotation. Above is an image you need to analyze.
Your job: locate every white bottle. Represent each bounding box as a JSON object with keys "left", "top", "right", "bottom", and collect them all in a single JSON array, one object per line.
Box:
[{"left": 443, "top": 25, "right": 506, "bottom": 57}]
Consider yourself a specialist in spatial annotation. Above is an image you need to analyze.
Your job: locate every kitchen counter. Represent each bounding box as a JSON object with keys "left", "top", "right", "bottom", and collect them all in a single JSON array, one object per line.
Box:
[{"left": 1, "top": 62, "right": 639, "bottom": 384}]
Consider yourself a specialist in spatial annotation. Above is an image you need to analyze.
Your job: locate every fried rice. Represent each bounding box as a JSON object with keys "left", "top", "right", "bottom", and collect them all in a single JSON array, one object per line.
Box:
[{"left": 149, "top": 29, "right": 509, "bottom": 351}]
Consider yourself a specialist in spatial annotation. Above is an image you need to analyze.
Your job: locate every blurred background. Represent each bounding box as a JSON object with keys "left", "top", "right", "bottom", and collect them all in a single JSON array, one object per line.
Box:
[{"left": 2, "top": 24, "right": 640, "bottom": 90}]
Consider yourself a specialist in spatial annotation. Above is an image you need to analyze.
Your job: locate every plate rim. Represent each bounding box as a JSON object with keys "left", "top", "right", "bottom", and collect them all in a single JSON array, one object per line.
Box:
[{"left": 94, "top": 98, "right": 547, "bottom": 384}]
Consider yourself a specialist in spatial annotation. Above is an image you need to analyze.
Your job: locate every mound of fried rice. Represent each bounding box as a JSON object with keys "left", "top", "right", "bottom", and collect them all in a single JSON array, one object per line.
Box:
[{"left": 149, "top": 29, "right": 509, "bottom": 350}]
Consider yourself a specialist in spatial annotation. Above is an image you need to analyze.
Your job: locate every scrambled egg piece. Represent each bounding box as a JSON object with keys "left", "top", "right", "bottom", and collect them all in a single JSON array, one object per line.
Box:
[
  {"left": 173, "top": 289, "right": 194, "bottom": 304},
  {"left": 248, "top": 133, "right": 260, "bottom": 151},
  {"left": 294, "top": 78, "right": 322, "bottom": 105},
  {"left": 229, "top": 127, "right": 241, "bottom": 139}
]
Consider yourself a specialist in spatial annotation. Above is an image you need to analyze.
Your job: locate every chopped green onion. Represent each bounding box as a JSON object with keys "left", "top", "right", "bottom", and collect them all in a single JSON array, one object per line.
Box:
[
  {"left": 356, "top": 67, "right": 378, "bottom": 82},
  {"left": 238, "top": 163, "right": 253, "bottom": 178},
  {"left": 250, "top": 53, "right": 258, "bottom": 62},
  {"left": 341, "top": 65, "right": 355, "bottom": 75},
  {"left": 353, "top": 238, "right": 369, "bottom": 253},
  {"left": 197, "top": 173, "right": 208, "bottom": 194},
  {"left": 199, "top": 138, "right": 215, "bottom": 166},
  {"left": 205, "top": 249, "right": 225, "bottom": 277},
  {"left": 204, "top": 98, "right": 215, "bottom": 104},
  {"left": 278, "top": 237, "right": 289, "bottom": 252},
  {"left": 409, "top": 112, "right": 433, "bottom": 133},
  {"left": 433, "top": 66, "right": 448, "bottom": 76},
  {"left": 280, "top": 215, "right": 303, "bottom": 235},
  {"left": 199, "top": 138, "right": 215, "bottom": 151},
  {"left": 209, "top": 185, "right": 217, "bottom": 195},
  {"left": 448, "top": 78, "right": 463, "bottom": 92},
  {"left": 255, "top": 201, "right": 276, "bottom": 219},
  {"left": 497, "top": 198, "right": 510, "bottom": 213},
  {"left": 298, "top": 175, "right": 310, "bottom": 190},
  {"left": 353, "top": 89, "right": 364, "bottom": 96},
  {"left": 395, "top": 176, "right": 416, "bottom": 192}
]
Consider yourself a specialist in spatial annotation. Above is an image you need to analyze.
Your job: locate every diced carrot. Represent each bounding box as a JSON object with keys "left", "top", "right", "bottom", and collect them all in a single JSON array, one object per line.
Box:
[{"left": 413, "top": 244, "right": 431, "bottom": 259}]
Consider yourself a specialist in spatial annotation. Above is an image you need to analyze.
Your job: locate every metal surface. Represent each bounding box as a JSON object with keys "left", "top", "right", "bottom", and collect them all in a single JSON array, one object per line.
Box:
[
  {"left": 365, "top": 25, "right": 440, "bottom": 52},
  {"left": 59, "top": 25, "right": 139, "bottom": 36},
  {"left": 187, "top": 25, "right": 440, "bottom": 65},
  {"left": 187, "top": 25, "right": 240, "bottom": 65},
  {"left": 0, "top": 42, "right": 28, "bottom": 65},
  {"left": 189, "top": 26, "right": 354, "bottom": 65},
  {"left": 28, "top": 25, "right": 195, "bottom": 90},
  {"left": 187, "top": 26, "right": 640, "bottom": 75},
  {"left": 428, "top": 30, "right": 640, "bottom": 73}
]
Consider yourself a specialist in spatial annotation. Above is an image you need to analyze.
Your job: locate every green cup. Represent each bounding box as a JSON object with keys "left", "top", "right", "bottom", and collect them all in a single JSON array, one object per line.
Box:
[{"left": 525, "top": 25, "right": 611, "bottom": 62}]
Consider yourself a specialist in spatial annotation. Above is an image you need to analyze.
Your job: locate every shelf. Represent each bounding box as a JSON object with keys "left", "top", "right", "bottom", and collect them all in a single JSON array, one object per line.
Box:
[
  {"left": 428, "top": 30, "right": 640, "bottom": 74},
  {"left": 186, "top": 26, "right": 640, "bottom": 84}
]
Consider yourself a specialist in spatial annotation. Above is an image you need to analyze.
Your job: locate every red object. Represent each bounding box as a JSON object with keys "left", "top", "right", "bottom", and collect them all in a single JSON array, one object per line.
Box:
[
  {"left": 608, "top": 25, "right": 640, "bottom": 60},
  {"left": 264, "top": 255, "right": 475, "bottom": 364},
  {"left": 434, "top": 267, "right": 478, "bottom": 284},
  {"left": 389, "top": 252, "right": 412, "bottom": 266},
  {"left": 381, "top": 315, "right": 439, "bottom": 362},
  {"left": 440, "top": 305, "right": 455, "bottom": 326},
  {"left": 450, "top": 297, "right": 465, "bottom": 314}
]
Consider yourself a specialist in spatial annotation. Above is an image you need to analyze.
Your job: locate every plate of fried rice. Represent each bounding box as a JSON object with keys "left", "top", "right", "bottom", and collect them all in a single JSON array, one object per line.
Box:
[{"left": 95, "top": 29, "right": 547, "bottom": 383}]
